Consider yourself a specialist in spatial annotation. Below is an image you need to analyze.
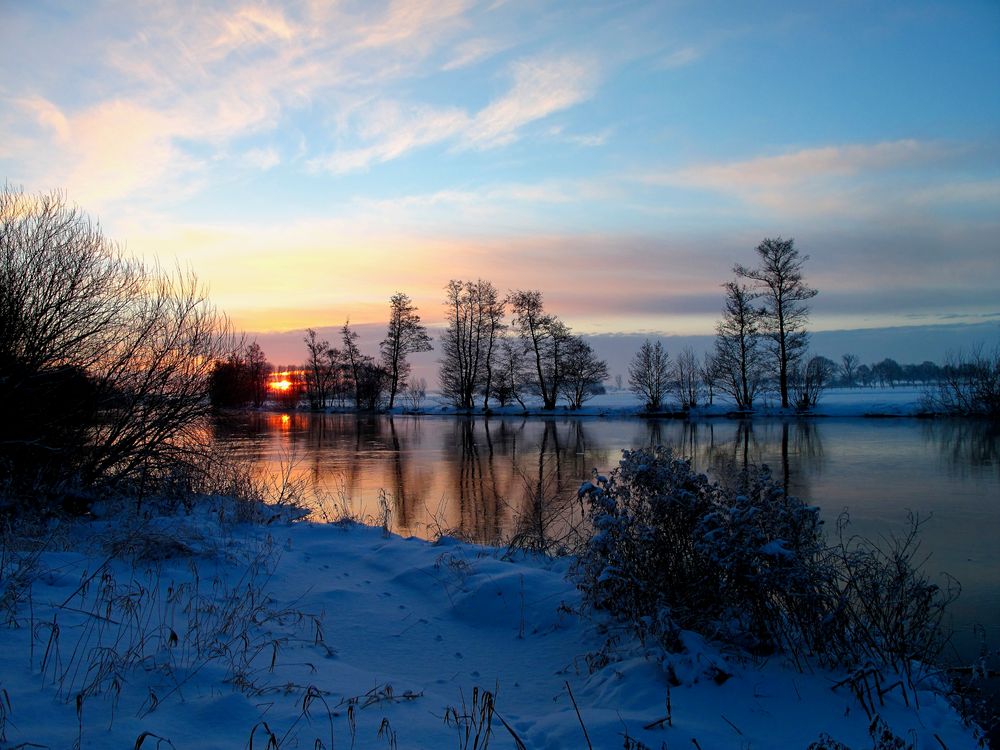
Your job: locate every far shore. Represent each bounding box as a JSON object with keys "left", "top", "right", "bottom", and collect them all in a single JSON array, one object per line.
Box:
[{"left": 250, "top": 385, "right": 952, "bottom": 421}]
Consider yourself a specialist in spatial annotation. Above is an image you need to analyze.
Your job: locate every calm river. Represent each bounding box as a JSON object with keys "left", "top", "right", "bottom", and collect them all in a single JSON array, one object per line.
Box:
[{"left": 215, "top": 413, "right": 999, "bottom": 671}]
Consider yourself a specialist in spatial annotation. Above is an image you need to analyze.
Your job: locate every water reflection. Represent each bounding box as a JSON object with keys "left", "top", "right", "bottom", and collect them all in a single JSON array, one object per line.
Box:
[
  {"left": 922, "top": 419, "right": 1000, "bottom": 479},
  {"left": 213, "top": 410, "right": 997, "bottom": 578},
  {"left": 216, "top": 414, "right": 964, "bottom": 547}
]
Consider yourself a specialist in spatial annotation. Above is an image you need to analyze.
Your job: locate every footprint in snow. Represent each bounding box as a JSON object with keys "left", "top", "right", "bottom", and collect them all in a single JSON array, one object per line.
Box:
[{"left": 454, "top": 651, "right": 463, "bottom": 659}]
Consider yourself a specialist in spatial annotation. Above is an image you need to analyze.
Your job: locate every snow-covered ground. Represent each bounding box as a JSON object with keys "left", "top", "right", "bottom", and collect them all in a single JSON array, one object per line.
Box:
[
  {"left": 405, "top": 386, "right": 930, "bottom": 419},
  {"left": 0, "top": 502, "right": 979, "bottom": 749}
]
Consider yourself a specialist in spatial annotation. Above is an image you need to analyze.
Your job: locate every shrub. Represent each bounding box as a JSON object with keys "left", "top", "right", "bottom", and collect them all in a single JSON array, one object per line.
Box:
[
  {"left": 577, "top": 447, "right": 954, "bottom": 671},
  {"left": 577, "top": 448, "right": 828, "bottom": 655},
  {"left": 924, "top": 347, "right": 1000, "bottom": 417}
]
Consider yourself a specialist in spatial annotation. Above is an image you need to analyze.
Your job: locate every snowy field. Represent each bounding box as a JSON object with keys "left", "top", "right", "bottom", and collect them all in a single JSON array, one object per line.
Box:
[{"left": 0, "top": 500, "right": 979, "bottom": 749}]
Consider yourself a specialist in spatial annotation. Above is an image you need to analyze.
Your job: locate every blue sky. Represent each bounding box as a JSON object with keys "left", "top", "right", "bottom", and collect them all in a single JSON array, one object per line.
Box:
[{"left": 1, "top": 0, "right": 998, "bottom": 347}]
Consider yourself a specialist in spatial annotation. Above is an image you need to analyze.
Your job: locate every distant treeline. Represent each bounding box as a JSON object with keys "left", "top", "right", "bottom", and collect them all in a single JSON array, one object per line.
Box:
[{"left": 209, "top": 237, "right": 998, "bottom": 417}]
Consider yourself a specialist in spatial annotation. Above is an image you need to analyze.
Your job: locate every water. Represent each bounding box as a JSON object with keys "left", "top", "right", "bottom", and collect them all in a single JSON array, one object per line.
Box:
[{"left": 215, "top": 412, "right": 999, "bottom": 675}]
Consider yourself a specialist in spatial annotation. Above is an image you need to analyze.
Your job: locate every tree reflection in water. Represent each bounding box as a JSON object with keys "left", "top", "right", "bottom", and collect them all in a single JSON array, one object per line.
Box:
[
  {"left": 922, "top": 419, "right": 1000, "bottom": 480},
  {"left": 212, "top": 413, "right": 837, "bottom": 543}
]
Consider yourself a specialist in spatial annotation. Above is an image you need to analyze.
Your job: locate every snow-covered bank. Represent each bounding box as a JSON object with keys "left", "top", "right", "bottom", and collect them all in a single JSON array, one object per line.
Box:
[
  {"left": 382, "top": 387, "right": 932, "bottom": 419},
  {"left": 0, "top": 508, "right": 980, "bottom": 749}
]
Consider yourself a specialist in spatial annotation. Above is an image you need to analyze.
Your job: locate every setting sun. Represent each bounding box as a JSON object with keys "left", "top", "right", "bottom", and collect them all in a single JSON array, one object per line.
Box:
[{"left": 267, "top": 371, "right": 303, "bottom": 393}]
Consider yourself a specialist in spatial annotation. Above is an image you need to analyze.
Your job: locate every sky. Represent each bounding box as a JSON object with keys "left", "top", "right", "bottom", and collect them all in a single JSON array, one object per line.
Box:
[{"left": 1, "top": 0, "right": 998, "bottom": 361}]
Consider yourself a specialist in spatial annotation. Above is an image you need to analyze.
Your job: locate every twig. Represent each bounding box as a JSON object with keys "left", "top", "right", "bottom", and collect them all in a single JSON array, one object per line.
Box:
[
  {"left": 720, "top": 714, "right": 744, "bottom": 736},
  {"left": 564, "top": 681, "right": 593, "bottom": 750}
]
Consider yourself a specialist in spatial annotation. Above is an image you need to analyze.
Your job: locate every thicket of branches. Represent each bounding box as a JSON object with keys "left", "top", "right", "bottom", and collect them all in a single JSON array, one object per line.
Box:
[
  {"left": 0, "top": 186, "right": 235, "bottom": 512},
  {"left": 923, "top": 347, "right": 1000, "bottom": 417}
]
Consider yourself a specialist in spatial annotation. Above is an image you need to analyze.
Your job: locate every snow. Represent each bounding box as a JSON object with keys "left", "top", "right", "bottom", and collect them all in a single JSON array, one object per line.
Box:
[
  {"left": 393, "top": 386, "right": 932, "bottom": 419},
  {"left": 0, "top": 503, "right": 979, "bottom": 749}
]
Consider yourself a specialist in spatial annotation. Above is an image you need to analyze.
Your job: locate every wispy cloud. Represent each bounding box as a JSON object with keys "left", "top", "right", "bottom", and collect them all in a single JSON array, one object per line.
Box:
[
  {"left": 648, "top": 140, "right": 931, "bottom": 189},
  {"left": 355, "top": 0, "right": 470, "bottom": 50},
  {"left": 241, "top": 146, "right": 281, "bottom": 171},
  {"left": 464, "top": 55, "right": 600, "bottom": 148},
  {"left": 658, "top": 45, "right": 703, "bottom": 69},
  {"left": 636, "top": 140, "right": 970, "bottom": 218},
  {"left": 563, "top": 128, "right": 613, "bottom": 147},
  {"left": 309, "top": 102, "right": 470, "bottom": 173},
  {"left": 309, "top": 53, "right": 601, "bottom": 173},
  {"left": 15, "top": 95, "right": 71, "bottom": 141},
  {"left": 442, "top": 36, "right": 513, "bottom": 70},
  {"left": 1, "top": 1, "right": 494, "bottom": 203},
  {"left": 7, "top": 96, "right": 202, "bottom": 207},
  {"left": 2, "top": 1, "right": 612, "bottom": 202},
  {"left": 213, "top": 6, "right": 297, "bottom": 52}
]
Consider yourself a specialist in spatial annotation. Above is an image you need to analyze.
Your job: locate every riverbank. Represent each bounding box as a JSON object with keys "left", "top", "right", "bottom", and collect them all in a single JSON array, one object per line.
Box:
[
  {"left": 377, "top": 386, "right": 933, "bottom": 419},
  {"left": 0, "top": 501, "right": 981, "bottom": 748}
]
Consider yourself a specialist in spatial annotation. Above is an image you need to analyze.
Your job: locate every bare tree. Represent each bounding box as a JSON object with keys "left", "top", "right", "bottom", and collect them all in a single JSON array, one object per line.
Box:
[
  {"left": 840, "top": 353, "right": 859, "bottom": 388},
  {"left": 478, "top": 284, "right": 506, "bottom": 410},
  {"left": 734, "top": 237, "right": 817, "bottom": 408},
  {"left": 672, "top": 346, "right": 701, "bottom": 410},
  {"left": 439, "top": 280, "right": 505, "bottom": 410},
  {"left": 491, "top": 336, "right": 531, "bottom": 409},
  {"left": 380, "top": 292, "right": 432, "bottom": 409},
  {"left": 559, "top": 337, "right": 609, "bottom": 409},
  {"left": 0, "top": 186, "right": 235, "bottom": 506},
  {"left": 509, "top": 290, "right": 572, "bottom": 410},
  {"left": 402, "top": 377, "right": 428, "bottom": 412},
  {"left": 628, "top": 339, "right": 670, "bottom": 412},
  {"left": 927, "top": 346, "right": 1000, "bottom": 416},
  {"left": 701, "top": 351, "right": 718, "bottom": 406},
  {"left": 355, "top": 360, "right": 389, "bottom": 411},
  {"left": 245, "top": 341, "right": 272, "bottom": 408},
  {"left": 208, "top": 352, "right": 253, "bottom": 408},
  {"left": 304, "top": 328, "right": 333, "bottom": 410},
  {"left": 714, "top": 281, "right": 766, "bottom": 411},
  {"left": 791, "top": 354, "right": 836, "bottom": 411},
  {"left": 340, "top": 319, "right": 363, "bottom": 407}
]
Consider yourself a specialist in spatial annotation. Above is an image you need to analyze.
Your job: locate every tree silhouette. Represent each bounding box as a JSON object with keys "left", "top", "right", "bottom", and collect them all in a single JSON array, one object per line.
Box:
[
  {"left": 714, "top": 281, "right": 765, "bottom": 410},
  {"left": 734, "top": 237, "right": 817, "bottom": 408},
  {"left": 439, "top": 280, "right": 505, "bottom": 410},
  {"left": 628, "top": 340, "right": 670, "bottom": 412},
  {"left": 380, "top": 292, "right": 432, "bottom": 410},
  {"left": 560, "top": 337, "right": 609, "bottom": 409}
]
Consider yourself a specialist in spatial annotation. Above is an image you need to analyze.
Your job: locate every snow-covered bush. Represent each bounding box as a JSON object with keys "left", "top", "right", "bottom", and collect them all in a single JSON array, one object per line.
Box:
[
  {"left": 693, "top": 465, "right": 831, "bottom": 654},
  {"left": 577, "top": 448, "right": 829, "bottom": 655},
  {"left": 577, "top": 448, "right": 954, "bottom": 671},
  {"left": 576, "top": 449, "right": 715, "bottom": 637}
]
